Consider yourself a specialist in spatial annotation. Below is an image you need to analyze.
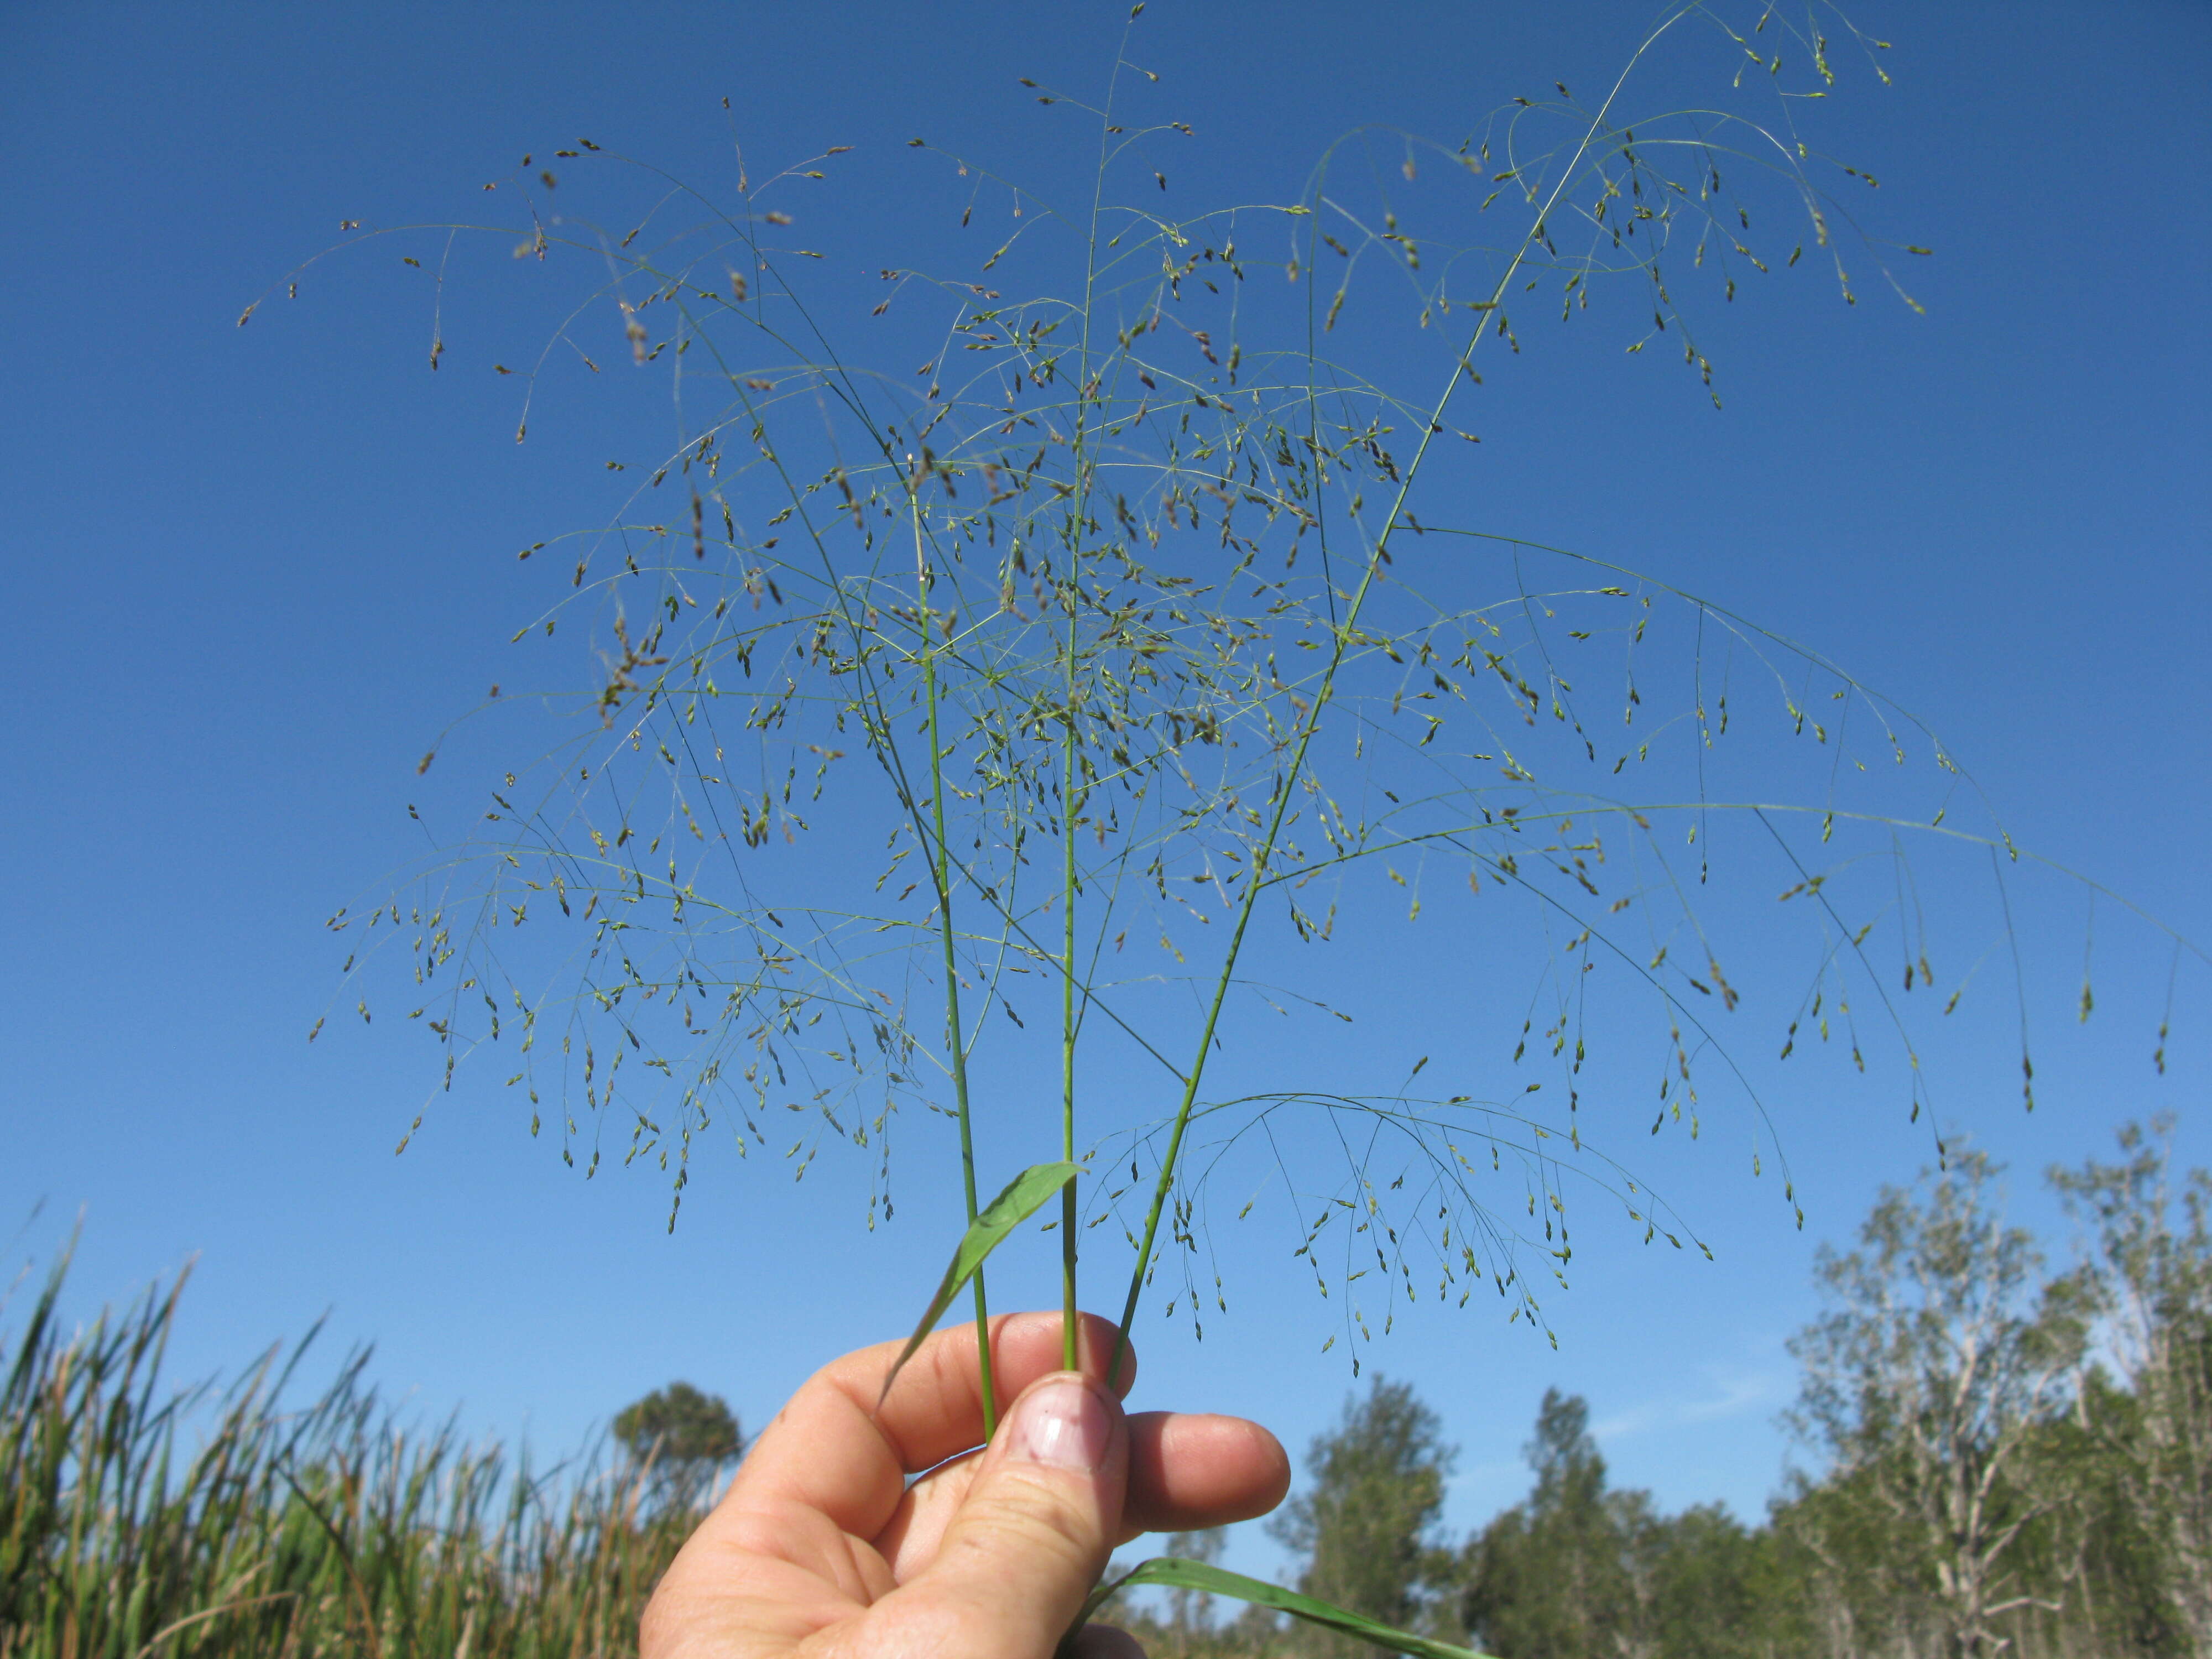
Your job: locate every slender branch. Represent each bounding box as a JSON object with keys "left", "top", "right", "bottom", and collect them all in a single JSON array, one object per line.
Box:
[{"left": 1055, "top": 41, "right": 1129, "bottom": 1377}]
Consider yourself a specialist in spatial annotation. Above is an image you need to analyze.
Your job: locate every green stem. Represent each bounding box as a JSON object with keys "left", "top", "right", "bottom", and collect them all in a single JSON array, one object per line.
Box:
[
  {"left": 1055, "top": 44, "right": 1124, "bottom": 1375},
  {"left": 1108, "top": 95, "right": 1630, "bottom": 1383},
  {"left": 915, "top": 478, "right": 997, "bottom": 1434},
  {"left": 1060, "top": 599, "right": 1080, "bottom": 1373}
]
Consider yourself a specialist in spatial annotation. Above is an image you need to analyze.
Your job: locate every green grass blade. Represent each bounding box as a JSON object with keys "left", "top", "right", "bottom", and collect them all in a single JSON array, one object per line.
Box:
[
  {"left": 1083, "top": 1557, "right": 1498, "bottom": 1659},
  {"left": 878, "top": 1161, "right": 1082, "bottom": 1411}
]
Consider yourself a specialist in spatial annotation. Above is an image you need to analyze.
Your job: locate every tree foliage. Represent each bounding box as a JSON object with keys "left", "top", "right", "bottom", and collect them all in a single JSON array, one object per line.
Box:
[
  {"left": 1784, "top": 1149, "right": 2090, "bottom": 1656},
  {"left": 612, "top": 1380, "right": 743, "bottom": 1510},
  {"left": 2053, "top": 1114, "right": 2212, "bottom": 1651},
  {"left": 1463, "top": 1390, "right": 1648, "bottom": 1657},
  {"left": 1269, "top": 1376, "right": 1458, "bottom": 1652}
]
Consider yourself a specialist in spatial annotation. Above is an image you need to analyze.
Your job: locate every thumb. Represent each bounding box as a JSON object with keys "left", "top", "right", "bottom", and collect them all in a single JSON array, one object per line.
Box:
[{"left": 880, "top": 1371, "right": 1129, "bottom": 1659}]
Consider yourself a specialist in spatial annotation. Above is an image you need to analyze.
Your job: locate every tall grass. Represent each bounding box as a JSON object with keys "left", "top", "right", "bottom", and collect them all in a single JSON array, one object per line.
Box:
[
  {"left": 0, "top": 1244, "right": 691, "bottom": 1659},
  {"left": 268, "top": 0, "right": 2203, "bottom": 1639}
]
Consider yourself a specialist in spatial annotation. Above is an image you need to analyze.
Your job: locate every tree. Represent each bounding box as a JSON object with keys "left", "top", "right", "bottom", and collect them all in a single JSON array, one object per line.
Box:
[
  {"left": 613, "top": 1381, "right": 743, "bottom": 1511},
  {"left": 1770, "top": 1464, "right": 1937, "bottom": 1659},
  {"left": 1786, "top": 1148, "right": 2090, "bottom": 1658},
  {"left": 1641, "top": 1503, "right": 1780, "bottom": 1659},
  {"left": 2052, "top": 1116, "right": 2212, "bottom": 1652},
  {"left": 1459, "top": 1390, "right": 1673, "bottom": 1659},
  {"left": 1270, "top": 1376, "right": 1456, "bottom": 1652},
  {"left": 1454, "top": 1388, "right": 1790, "bottom": 1659}
]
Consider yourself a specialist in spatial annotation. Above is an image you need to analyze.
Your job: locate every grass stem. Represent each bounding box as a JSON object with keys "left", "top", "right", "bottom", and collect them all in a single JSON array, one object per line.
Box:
[
  {"left": 915, "top": 481, "right": 997, "bottom": 1433},
  {"left": 1107, "top": 82, "right": 1638, "bottom": 1382}
]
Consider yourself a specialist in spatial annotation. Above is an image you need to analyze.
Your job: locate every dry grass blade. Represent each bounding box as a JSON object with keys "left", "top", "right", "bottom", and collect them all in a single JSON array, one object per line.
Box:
[{"left": 126, "top": 1590, "right": 299, "bottom": 1659}]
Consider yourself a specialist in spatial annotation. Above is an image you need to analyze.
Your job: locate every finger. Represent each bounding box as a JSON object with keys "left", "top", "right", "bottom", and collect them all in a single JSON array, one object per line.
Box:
[
  {"left": 1123, "top": 1411, "right": 1291, "bottom": 1535},
  {"left": 879, "top": 1408, "right": 1288, "bottom": 1576},
  {"left": 871, "top": 1370, "right": 1128, "bottom": 1659},
  {"left": 728, "top": 1312, "right": 1138, "bottom": 1543}
]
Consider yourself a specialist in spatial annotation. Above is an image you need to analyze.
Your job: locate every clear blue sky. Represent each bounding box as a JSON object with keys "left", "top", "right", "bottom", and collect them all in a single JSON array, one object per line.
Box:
[{"left": 3, "top": 0, "right": 2208, "bottom": 1581}]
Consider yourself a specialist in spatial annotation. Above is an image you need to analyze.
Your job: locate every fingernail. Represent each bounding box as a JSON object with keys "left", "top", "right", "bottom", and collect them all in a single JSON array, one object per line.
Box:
[{"left": 1007, "top": 1375, "right": 1112, "bottom": 1470}]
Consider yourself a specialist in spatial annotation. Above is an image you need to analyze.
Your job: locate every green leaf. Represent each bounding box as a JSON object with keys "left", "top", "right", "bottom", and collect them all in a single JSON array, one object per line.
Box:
[
  {"left": 878, "top": 1160, "right": 1082, "bottom": 1408},
  {"left": 1083, "top": 1557, "right": 1498, "bottom": 1659}
]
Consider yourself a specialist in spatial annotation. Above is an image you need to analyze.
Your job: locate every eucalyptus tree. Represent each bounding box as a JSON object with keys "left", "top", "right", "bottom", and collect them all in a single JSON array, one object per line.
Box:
[
  {"left": 1785, "top": 1150, "right": 2091, "bottom": 1658},
  {"left": 2052, "top": 1117, "right": 2212, "bottom": 1652}
]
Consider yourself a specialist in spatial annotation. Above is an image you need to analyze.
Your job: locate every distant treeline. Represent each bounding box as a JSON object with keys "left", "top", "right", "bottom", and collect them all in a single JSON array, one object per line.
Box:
[{"left": 1109, "top": 1119, "right": 2207, "bottom": 1659}]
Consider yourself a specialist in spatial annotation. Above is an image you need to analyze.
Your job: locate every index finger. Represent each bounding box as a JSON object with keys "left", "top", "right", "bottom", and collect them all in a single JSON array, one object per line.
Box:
[{"left": 724, "top": 1311, "right": 1139, "bottom": 1543}]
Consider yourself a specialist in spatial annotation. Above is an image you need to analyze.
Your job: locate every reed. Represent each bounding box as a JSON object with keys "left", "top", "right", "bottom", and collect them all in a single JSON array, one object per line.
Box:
[{"left": 0, "top": 1241, "right": 694, "bottom": 1659}]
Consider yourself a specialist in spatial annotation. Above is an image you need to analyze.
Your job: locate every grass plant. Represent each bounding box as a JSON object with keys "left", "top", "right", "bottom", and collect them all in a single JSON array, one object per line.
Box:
[
  {"left": 0, "top": 1241, "right": 692, "bottom": 1658},
  {"left": 262, "top": 1, "right": 2205, "bottom": 1646}
]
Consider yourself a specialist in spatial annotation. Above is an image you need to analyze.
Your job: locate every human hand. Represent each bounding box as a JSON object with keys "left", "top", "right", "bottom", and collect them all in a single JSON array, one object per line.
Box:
[{"left": 640, "top": 1311, "right": 1290, "bottom": 1659}]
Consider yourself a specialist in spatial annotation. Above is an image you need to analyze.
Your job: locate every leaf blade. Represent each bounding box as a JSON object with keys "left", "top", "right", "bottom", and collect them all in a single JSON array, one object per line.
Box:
[
  {"left": 878, "top": 1160, "right": 1082, "bottom": 1408},
  {"left": 1083, "top": 1557, "right": 1498, "bottom": 1659}
]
